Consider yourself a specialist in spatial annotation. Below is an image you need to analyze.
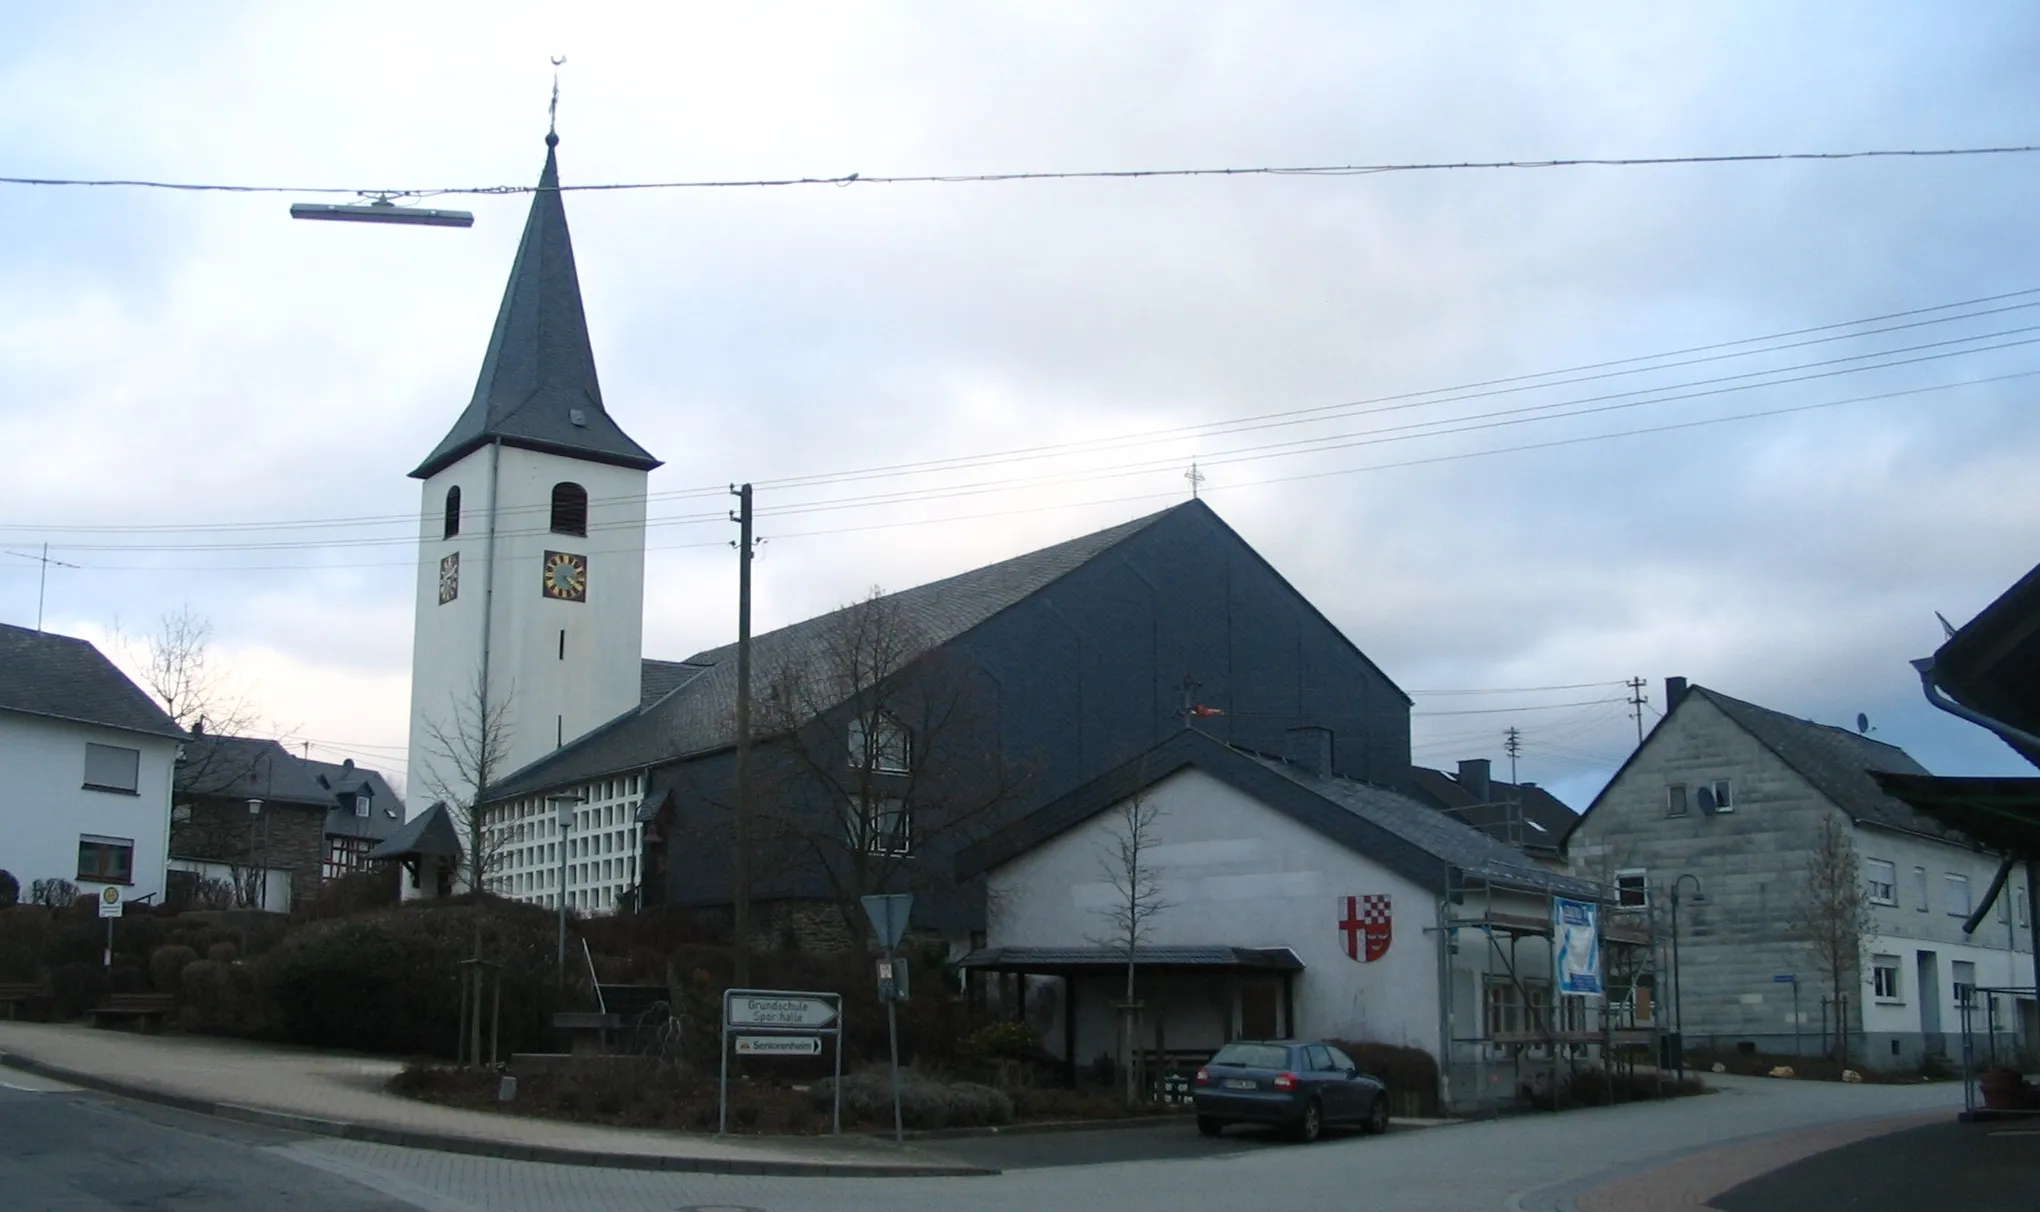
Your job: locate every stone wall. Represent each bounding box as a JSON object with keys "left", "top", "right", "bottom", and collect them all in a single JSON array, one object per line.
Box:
[{"left": 168, "top": 795, "right": 325, "bottom": 907}]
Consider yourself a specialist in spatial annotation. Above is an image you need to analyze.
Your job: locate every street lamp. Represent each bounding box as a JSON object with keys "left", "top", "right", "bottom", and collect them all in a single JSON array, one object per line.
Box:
[
  {"left": 1669, "top": 873, "right": 1705, "bottom": 1085},
  {"left": 546, "top": 793, "right": 585, "bottom": 985},
  {"left": 289, "top": 197, "right": 475, "bottom": 227}
]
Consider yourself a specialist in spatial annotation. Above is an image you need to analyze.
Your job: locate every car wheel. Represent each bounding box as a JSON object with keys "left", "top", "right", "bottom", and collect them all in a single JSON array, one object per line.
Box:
[
  {"left": 1196, "top": 1115, "right": 1224, "bottom": 1137},
  {"left": 1294, "top": 1098, "right": 1323, "bottom": 1144},
  {"left": 1365, "top": 1096, "right": 1389, "bottom": 1135}
]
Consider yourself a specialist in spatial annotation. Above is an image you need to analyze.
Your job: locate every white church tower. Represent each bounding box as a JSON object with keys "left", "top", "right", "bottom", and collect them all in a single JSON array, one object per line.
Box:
[{"left": 406, "top": 131, "right": 658, "bottom": 834}]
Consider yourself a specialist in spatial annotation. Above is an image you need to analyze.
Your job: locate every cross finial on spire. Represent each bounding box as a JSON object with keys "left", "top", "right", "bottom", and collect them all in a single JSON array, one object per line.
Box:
[
  {"left": 547, "top": 55, "right": 566, "bottom": 146},
  {"left": 1185, "top": 460, "right": 1206, "bottom": 500}
]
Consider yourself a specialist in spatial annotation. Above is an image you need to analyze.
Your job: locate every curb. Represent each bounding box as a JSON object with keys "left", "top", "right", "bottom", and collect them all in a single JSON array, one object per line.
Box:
[
  {"left": 0, "top": 1051, "right": 996, "bottom": 1178},
  {"left": 891, "top": 1112, "right": 1191, "bottom": 1141}
]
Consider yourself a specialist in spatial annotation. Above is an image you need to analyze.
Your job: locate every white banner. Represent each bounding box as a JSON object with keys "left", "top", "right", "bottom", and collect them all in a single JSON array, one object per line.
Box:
[{"left": 1554, "top": 897, "right": 1602, "bottom": 997}]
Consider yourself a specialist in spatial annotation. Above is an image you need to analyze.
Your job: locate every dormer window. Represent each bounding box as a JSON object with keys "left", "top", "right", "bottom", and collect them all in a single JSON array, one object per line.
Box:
[
  {"left": 355, "top": 789, "right": 372, "bottom": 819},
  {"left": 550, "top": 482, "right": 588, "bottom": 536},
  {"left": 443, "top": 486, "right": 461, "bottom": 539}
]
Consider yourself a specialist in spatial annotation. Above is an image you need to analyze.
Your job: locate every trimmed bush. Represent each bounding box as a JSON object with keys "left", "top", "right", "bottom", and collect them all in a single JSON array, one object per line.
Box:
[
  {"left": 51, "top": 961, "right": 107, "bottom": 1018},
  {"left": 0, "top": 869, "right": 18, "bottom": 909},
  {"left": 180, "top": 960, "right": 262, "bottom": 1034},
  {"left": 0, "top": 905, "right": 48, "bottom": 952},
  {"left": 811, "top": 1069, "right": 1014, "bottom": 1129},
  {"left": 0, "top": 941, "right": 36, "bottom": 983},
  {"left": 1330, "top": 1039, "right": 1442, "bottom": 1117},
  {"left": 206, "top": 942, "right": 239, "bottom": 964},
  {"left": 149, "top": 945, "right": 200, "bottom": 994},
  {"left": 107, "top": 963, "right": 147, "bottom": 995}
]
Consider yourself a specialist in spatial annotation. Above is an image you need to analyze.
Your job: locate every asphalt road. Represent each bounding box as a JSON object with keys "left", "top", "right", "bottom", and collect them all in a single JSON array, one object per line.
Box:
[
  {"left": 1713, "top": 1119, "right": 2040, "bottom": 1212},
  {"left": 0, "top": 1074, "right": 415, "bottom": 1212}
]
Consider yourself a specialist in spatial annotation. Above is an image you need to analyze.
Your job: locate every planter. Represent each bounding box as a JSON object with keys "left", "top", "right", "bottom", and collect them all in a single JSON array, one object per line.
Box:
[{"left": 1978, "top": 1069, "right": 2028, "bottom": 1111}]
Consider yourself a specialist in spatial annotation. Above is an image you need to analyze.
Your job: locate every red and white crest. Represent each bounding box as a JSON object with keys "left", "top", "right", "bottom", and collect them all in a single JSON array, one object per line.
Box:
[{"left": 1339, "top": 894, "right": 1392, "bottom": 962}]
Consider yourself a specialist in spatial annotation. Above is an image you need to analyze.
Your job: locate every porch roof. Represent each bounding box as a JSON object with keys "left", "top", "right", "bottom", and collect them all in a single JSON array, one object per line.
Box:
[{"left": 955, "top": 945, "right": 1304, "bottom": 974}]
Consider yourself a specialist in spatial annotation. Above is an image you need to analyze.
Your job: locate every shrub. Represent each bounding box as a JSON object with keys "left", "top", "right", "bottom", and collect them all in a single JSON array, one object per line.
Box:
[
  {"left": 268, "top": 922, "right": 406, "bottom": 1052},
  {"left": 51, "top": 961, "right": 107, "bottom": 1018},
  {"left": 181, "top": 960, "right": 262, "bottom": 1034},
  {"left": 811, "top": 1068, "right": 1014, "bottom": 1130},
  {"left": 1330, "top": 1040, "right": 1442, "bottom": 1117},
  {"left": 0, "top": 906, "right": 47, "bottom": 954},
  {"left": 0, "top": 941, "right": 37, "bottom": 982},
  {"left": 149, "top": 945, "right": 200, "bottom": 995},
  {"left": 0, "top": 869, "right": 18, "bottom": 909},
  {"left": 297, "top": 870, "right": 399, "bottom": 921},
  {"left": 107, "top": 963, "right": 147, "bottom": 995},
  {"left": 960, "top": 1019, "right": 1042, "bottom": 1061},
  {"left": 206, "top": 941, "right": 240, "bottom": 964}
]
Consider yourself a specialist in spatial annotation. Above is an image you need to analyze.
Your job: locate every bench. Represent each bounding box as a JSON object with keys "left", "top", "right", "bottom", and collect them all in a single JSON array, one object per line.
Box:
[
  {"left": 89, "top": 992, "right": 177, "bottom": 1033},
  {"left": 0, "top": 982, "right": 53, "bottom": 1022}
]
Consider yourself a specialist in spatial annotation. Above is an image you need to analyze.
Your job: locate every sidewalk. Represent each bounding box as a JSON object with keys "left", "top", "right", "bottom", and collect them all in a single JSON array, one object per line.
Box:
[{"left": 0, "top": 1021, "right": 988, "bottom": 1177}]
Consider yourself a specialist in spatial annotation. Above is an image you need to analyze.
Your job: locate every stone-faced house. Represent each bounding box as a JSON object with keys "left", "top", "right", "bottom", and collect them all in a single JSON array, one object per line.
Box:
[
  {"left": 0, "top": 623, "right": 184, "bottom": 906},
  {"left": 480, "top": 498, "right": 1415, "bottom": 942},
  {"left": 170, "top": 735, "right": 404, "bottom": 911},
  {"left": 1566, "top": 678, "right": 2035, "bottom": 1067},
  {"left": 957, "top": 727, "right": 1621, "bottom": 1112}
]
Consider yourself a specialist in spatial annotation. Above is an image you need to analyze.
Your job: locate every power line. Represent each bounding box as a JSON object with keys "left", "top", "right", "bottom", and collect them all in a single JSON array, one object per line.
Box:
[
  {"left": 6, "top": 143, "right": 2038, "bottom": 198},
  {"left": 1411, "top": 697, "right": 1627, "bottom": 718},
  {"left": 1411, "top": 680, "right": 1642, "bottom": 696}
]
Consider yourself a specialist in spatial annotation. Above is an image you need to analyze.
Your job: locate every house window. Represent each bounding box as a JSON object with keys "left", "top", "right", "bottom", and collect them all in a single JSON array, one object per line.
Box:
[
  {"left": 1666, "top": 784, "right": 1689, "bottom": 817},
  {"left": 2021, "top": 888, "right": 2030, "bottom": 928},
  {"left": 549, "top": 482, "right": 588, "bottom": 536},
  {"left": 77, "top": 835, "right": 134, "bottom": 884},
  {"left": 847, "top": 713, "right": 912, "bottom": 774},
  {"left": 1483, "top": 979, "right": 1523, "bottom": 1037},
  {"left": 1946, "top": 873, "right": 1972, "bottom": 917},
  {"left": 850, "top": 797, "right": 912, "bottom": 855},
  {"left": 443, "top": 486, "right": 461, "bottom": 539},
  {"left": 1952, "top": 960, "right": 1977, "bottom": 1008},
  {"left": 1864, "top": 859, "right": 1896, "bottom": 906},
  {"left": 1872, "top": 956, "right": 1901, "bottom": 1001},
  {"left": 323, "top": 835, "right": 376, "bottom": 880},
  {"left": 1615, "top": 869, "right": 1649, "bottom": 909},
  {"left": 1709, "top": 779, "right": 1733, "bottom": 812},
  {"left": 354, "top": 790, "right": 372, "bottom": 819},
  {"left": 83, "top": 743, "right": 140, "bottom": 794},
  {"left": 1913, "top": 866, "right": 1928, "bottom": 913}
]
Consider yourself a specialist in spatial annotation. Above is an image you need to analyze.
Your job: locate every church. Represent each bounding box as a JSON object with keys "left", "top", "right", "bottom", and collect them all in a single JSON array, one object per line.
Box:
[{"left": 397, "top": 136, "right": 1645, "bottom": 1107}]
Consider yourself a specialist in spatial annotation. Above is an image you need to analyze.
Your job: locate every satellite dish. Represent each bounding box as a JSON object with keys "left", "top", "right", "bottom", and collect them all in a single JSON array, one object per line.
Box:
[{"left": 1856, "top": 713, "right": 1871, "bottom": 735}]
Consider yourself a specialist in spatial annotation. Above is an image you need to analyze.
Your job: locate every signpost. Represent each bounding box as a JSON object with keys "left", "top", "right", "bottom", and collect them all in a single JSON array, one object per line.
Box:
[
  {"left": 96, "top": 885, "right": 121, "bottom": 968},
  {"left": 719, "top": 988, "right": 841, "bottom": 1135},
  {"left": 1774, "top": 974, "right": 1800, "bottom": 1056},
  {"left": 861, "top": 894, "right": 913, "bottom": 1143}
]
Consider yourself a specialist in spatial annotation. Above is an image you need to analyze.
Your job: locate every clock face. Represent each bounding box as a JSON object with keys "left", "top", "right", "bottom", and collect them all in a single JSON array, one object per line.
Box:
[
  {"left": 542, "top": 550, "right": 588, "bottom": 602},
  {"left": 438, "top": 552, "right": 459, "bottom": 604}
]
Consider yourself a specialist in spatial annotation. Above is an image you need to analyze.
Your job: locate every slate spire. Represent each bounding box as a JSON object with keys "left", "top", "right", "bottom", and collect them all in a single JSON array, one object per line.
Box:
[{"left": 411, "top": 133, "right": 660, "bottom": 479}]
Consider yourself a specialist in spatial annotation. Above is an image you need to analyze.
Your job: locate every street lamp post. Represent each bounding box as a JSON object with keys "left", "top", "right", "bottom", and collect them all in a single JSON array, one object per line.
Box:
[
  {"left": 547, "top": 793, "right": 585, "bottom": 986},
  {"left": 1669, "top": 873, "right": 1705, "bottom": 1086}
]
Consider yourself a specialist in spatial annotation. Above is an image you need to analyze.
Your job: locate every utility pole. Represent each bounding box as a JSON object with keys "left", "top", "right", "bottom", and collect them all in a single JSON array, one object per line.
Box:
[
  {"left": 1184, "top": 461, "right": 1206, "bottom": 500},
  {"left": 5, "top": 544, "right": 80, "bottom": 631},
  {"left": 1503, "top": 727, "right": 1523, "bottom": 848},
  {"left": 1626, "top": 676, "right": 1649, "bottom": 746},
  {"left": 730, "top": 484, "right": 756, "bottom": 987},
  {"left": 1503, "top": 726, "right": 1521, "bottom": 787}
]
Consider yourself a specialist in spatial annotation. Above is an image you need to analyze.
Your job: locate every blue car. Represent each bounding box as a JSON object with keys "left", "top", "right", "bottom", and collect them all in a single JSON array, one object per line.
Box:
[{"left": 1192, "top": 1040, "right": 1389, "bottom": 1143}]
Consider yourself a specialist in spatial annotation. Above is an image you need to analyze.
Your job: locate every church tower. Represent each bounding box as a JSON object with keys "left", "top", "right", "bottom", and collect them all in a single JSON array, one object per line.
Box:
[{"left": 406, "top": 132, "right": 658, "bottom": 827}]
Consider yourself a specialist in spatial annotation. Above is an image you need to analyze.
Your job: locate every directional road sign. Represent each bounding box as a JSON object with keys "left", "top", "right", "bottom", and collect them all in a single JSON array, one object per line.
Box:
[
  {"left": 736, "top": 1035, "right": 823, "bottom": 1056},
  {"left": 726, "top": 993, "right": 839, "bottom": 1029}
]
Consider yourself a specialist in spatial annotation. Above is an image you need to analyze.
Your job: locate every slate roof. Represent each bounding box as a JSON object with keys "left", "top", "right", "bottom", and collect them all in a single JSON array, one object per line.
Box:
[
  {"left": 368, "top": 801, "right": 464, "bottom": 861},
  {"left": 0, "top": 623, "right": 184, "bottom": 740},
  {"left": 640, "top": 659, "right": 711, "bottom": 710},
  {"left": 957, "top": 728, "right": 1603, "bottom": 900},
  {"left": 1926, "top": 557, "right": 2040, "bottom": 766},
  {"left": 411, "top": 136, "right": 658, "bottom": 480},
  {"left": 175, "top": 735, "right": 335, "bottom": 806},
  {"left": 1690, "top": 687, "right": 1953, "bottom": 840},
  {"left": 487, "top": 504, "right": 1185, "bottom": 802},
  {"left": 302, "top": 757, "right": 407, "bottom": 842},
  {"left": 1406, "top": 766, "right": 1577, "bottom": 852},
  {"left": 957, "top": 945, "right": 1304, "bottom": 972}
]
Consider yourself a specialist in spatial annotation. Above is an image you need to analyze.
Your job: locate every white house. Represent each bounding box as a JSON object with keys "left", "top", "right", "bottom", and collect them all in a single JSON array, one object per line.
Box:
[
  {"left": 0, "top": 623, "right": 185, "bottom": 907},
  {"left": 958, "top": 728, "right": 1642, "bottom": 1112}
]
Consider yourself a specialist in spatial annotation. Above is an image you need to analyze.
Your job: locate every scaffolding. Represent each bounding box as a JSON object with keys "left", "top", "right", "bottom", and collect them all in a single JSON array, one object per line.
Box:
[{"left": 1443, "top": 869, "right": 1664, "bottom": 1114}]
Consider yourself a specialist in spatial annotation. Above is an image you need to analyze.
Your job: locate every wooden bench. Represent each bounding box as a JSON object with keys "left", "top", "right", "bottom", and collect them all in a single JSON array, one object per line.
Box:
[
  {"left": 89, "top": 992, "right": 176, "bottom": 1033},
  {"left": 0, "top": 982, "right": 53, "bottom": 1022}
]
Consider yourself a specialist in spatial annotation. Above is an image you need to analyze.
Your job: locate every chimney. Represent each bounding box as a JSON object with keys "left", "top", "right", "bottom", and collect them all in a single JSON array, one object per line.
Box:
[
  {"left": 1666, "top": 677, "right": 1689, "bottom": 712},
  {"left": 1285, "top": 725, "right": 1333, "bottom": 777},
  {"left": 1458, "top": 758, "right": 1492, "bottom": 802},
  {"left": 342, "top": 758, "right": 355, "bottom": 772}
]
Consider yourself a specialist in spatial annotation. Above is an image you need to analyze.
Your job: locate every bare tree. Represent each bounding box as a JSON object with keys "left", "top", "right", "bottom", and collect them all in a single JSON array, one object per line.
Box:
[
  {"left": 751, "top": 587, "right": 1031, "bottom": 944},
  {"left": 1790, "top": 813, "right": 1875, "bottom": 1068},
  {"left": 116, "top": 605, "right": 262, "bottom": 736},
  {"left": 417, "top": 671, "right": 517, "bottom": 896},
  {"left": 1088, "top": 791, "right": 1171, "bottom": 1107}
]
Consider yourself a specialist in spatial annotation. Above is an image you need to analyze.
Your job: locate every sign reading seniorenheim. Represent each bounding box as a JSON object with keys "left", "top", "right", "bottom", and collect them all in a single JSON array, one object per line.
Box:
[
  {"left": 1553, "top": 897, "right": 1602, "bottom": 996},
  {"left": 96, "top": 885, "right": 122, "bottom": 920},
  {"left": 736, "top": 1035, "right": 823, "bottom": 1056},
  {"left": 727, "top": 994, "right": 839, "bottom": 1028}
]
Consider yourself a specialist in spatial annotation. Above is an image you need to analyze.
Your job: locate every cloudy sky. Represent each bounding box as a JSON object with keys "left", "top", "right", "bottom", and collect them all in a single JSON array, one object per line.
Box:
[{"left": 4, "top": 3, "right": 2039, "bottom": 807}]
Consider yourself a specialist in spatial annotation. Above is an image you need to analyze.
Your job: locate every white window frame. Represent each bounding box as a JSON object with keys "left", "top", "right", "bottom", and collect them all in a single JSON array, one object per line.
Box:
[
  {"left": 849, "top": 796, "right": 913, "bottom": 856},
  {"left": 1666, "top": 783, "right": 1689, "bottom": 817},
  {"left": 1871, "top": 956, "right": 1901, "bottom": 1001},
  {"left": 1709, "top": 778, "right": 1734, "bottom": 812},
  {"left": 1864, "top": 859, "right": 1897, "bottom": 906},
  {"left": 1952, "top": 960, "right": 1977, "bottom": 1008},
  {"left": 1946, "top": 873, "right": 1972, "bottom": 918},
  {"left": 1615, "top": 868, "right": 1649, "bottom": 910},
  {"left": 1913, "top": 866, "right": 1929, "bottom": 913},
  {"left": 847, "top": 712, "right": 912, "bottom": 774}
]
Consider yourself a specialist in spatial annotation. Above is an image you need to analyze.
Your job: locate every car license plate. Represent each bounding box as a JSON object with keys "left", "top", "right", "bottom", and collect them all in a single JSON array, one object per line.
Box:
[{"left": 1223, "top": 1079, "right": 1256, "bottom": 1090}]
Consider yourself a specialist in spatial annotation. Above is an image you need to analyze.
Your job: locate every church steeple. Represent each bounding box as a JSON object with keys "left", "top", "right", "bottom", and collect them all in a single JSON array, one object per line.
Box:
[{"left": 410, "top": 135, "right": 660, "bottom": 480}]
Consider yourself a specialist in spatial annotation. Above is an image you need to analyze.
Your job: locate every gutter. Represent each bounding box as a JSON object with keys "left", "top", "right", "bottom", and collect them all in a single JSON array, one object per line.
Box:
[{"left": 1911, "top": 656, "right": 2040, "bottom": 754}]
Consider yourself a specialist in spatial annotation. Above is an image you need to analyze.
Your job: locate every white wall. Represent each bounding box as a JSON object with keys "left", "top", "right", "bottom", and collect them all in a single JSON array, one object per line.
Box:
[
  {"left": 407, "top": 444, "right": 648, "bottom": 814},
  {"left": 988, "top": 768, "right": 1442, "bottom": 1053},
  {"left": 0, "top": 710, "right": 178, "bottom": 905}
]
